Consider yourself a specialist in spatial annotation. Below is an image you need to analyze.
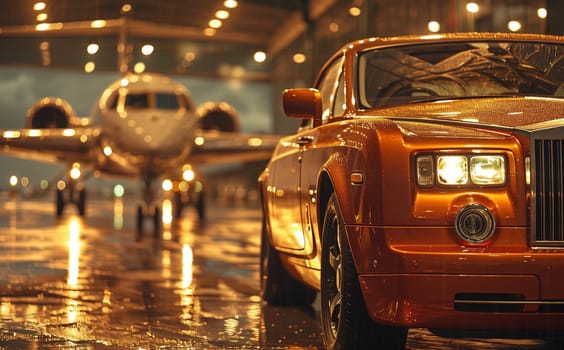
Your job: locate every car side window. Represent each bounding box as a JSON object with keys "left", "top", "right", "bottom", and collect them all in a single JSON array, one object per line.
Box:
[
  {"left": 333, "top": 73, "right": 345, "bottom": 118},
  {"left": 316, "top": 55, "right": 345, "bottom": 124}
]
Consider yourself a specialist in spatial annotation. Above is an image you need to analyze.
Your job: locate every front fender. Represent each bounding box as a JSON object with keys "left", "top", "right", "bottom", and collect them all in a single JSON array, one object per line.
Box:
[{"left": 319, "top": 151, "right": 363, "bottom": 227}]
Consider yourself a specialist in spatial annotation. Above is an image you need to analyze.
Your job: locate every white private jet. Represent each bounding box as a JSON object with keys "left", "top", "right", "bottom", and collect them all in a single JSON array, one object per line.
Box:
[{"left": 0, "top": 72, "right": 280, "bottom": 233}]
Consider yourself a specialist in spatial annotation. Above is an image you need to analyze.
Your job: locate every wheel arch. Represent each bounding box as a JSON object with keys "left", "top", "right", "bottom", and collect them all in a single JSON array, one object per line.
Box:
[
  {"left": 317, "top": 153, "right": 356, "bottom": 237},
  {"left": 316, "top": 171, "right": 333, "bottom": 239},
  {"left": 258, "top": 168, "right": 275, "bottom": 246}
]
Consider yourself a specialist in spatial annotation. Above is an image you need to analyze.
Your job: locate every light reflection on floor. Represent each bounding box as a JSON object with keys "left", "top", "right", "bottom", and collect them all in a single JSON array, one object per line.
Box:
[{"left": 0, "top": 192, "right": 561, "bottom": 349}]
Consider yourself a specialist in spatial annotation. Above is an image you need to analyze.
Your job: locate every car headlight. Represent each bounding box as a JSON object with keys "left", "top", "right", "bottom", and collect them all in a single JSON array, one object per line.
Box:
[
  {"left": 437, "top": 156, "right": 468, "bottom": 185},
  {"left": 416, "top": 154, "right": 506, "bottom": 187},
  {"left": 416, "top": 155, "right": 434, "bottom": 187},
  {"left": 469, "top": 155, "right": 505, "bottom": 185}
]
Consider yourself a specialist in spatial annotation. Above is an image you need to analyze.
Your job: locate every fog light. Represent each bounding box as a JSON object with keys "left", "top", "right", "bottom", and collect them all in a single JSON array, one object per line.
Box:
[{"left": 455, "top": 204, "right": 495, "bottom": 244}]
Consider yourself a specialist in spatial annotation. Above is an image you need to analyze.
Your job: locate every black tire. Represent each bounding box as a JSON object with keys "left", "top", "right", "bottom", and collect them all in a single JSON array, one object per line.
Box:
[
  {"left": 153, "top": 206, "right": 161, "bottom": 238},
  {"left": 136, "top": 205, "right": 144, "bottom": 234},
  {"left": 77, "top": 188, "right": 86, "bottom": 216},
  {"left": 260, "top": 217, "right": 317, "bottom": 306},
  {"left": 320, "top": 193, "right": 407, "bottom": 350},
  {"left": 174, "top": 192, "right": 183, "bottom": 219},
  {"left": 56, "top": 188, "right": 65, "bottom": 216},
  {"left": 196, "top": 191, "right": 205, "bottom": 220}
]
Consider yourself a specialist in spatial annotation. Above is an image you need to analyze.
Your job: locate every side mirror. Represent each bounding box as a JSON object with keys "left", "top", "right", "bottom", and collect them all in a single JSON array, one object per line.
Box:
[{"left": 282, "top": 88, "right": 322, "bottom": 126}]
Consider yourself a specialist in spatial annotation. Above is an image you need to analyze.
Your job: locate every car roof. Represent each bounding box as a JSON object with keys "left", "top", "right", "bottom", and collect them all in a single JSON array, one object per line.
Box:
[{"left": 341, "top": 32, "right": 563, "bottom": 53}]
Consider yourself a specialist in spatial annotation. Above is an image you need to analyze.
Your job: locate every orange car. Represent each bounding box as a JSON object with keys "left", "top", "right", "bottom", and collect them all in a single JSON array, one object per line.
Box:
[{"left": 259, "top": 33, "right": 564, "bottom": 349}]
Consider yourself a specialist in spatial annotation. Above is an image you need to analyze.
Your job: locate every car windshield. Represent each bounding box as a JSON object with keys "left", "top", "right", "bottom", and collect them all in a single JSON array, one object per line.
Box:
[{"left": 358, "top": 41, "right": 564, "bottom": 109}]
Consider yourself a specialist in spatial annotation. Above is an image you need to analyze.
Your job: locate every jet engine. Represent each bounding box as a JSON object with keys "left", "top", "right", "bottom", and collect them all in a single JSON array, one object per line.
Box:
[
  {"left": 196, "top": 101, "right": 240, "bottom": 133},
  {"left": 25, "top": 97, "right": 84, "bottom": 129},
  {"left": 25, "top": 98, "right": 89, "bottom": 217}
]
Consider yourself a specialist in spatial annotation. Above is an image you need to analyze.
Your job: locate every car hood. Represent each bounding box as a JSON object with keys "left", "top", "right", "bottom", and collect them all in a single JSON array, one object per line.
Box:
[{"left": 359, "top": 97, "right": 564, "bottom": 138}]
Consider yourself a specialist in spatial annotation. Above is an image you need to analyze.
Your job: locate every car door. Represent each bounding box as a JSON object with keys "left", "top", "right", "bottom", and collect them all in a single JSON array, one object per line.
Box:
[{"left": 297, "top": 56, "right": 346, "bottom": 258}]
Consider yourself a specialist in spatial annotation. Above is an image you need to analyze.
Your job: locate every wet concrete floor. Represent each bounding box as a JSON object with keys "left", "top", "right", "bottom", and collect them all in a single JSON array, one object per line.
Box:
[{"left": 0, "top": 192, "right": 562, "bottom": 349}]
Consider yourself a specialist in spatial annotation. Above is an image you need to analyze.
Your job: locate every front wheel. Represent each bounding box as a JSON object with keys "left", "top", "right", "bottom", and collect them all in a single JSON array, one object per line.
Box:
[
  {"left": 320, "top": 193, "right": 407, "bottom": 350},
  {"left": 196, "top": 191, "right": 205, "bottom": 220},
  {"left": 77, "top": 188, "right": 86, "bottom": 216},
  {"left": 56, "top": 188, "right": 65, "bottom": 216}
]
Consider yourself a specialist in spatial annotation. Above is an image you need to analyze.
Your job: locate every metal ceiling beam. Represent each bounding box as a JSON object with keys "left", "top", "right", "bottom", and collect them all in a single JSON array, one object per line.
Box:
[{"left": 267, "top": 0, "right": 335, "bottom": 57}]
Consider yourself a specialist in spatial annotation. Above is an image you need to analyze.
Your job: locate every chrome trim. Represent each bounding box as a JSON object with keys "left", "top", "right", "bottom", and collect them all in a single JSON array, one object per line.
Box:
[
  {"left": 454, "top": 300, "right": 564, "bottom": 305},
  {"left": 529, "top": 125, "right": 564, "bottom": 247}
]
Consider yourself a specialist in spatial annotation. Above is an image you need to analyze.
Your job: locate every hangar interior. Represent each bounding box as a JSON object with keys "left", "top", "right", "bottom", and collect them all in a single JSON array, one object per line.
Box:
[
  {"left": 0, "top": 0, "right": 562, "bottom": 192},
  {"left": 0, "top": 0, "right": 562, "bottom": 131}
]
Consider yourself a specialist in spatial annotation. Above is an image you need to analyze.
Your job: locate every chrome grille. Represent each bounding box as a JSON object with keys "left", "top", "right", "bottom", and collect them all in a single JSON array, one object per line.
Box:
[{"left": 532, "top": 138, "right": 564, "bottom": 246}]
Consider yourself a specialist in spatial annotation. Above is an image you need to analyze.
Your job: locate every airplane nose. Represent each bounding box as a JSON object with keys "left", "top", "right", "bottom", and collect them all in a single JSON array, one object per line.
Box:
[{"left": 142, "top": 124, "right": 179, "bottom": 154}]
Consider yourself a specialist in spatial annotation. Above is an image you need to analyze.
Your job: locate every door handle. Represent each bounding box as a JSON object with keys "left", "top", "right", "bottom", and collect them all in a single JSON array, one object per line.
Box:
[{"left": 296, "top": 136, "right": 314, "bottom": 145}]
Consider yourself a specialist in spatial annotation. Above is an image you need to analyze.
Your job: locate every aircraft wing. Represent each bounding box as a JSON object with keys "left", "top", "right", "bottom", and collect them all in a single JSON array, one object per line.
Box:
[
  {"left": 0, "top": 128, "right": 99, "bottom": 164},
  {"left": 189, "top": 131, "right": 282, "bottom": 165}
]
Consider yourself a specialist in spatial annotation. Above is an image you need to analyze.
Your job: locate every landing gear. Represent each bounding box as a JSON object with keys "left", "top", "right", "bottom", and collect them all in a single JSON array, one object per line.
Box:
[
  {"left": 136, "top": 205, "right": 160, "bottom": 240},
  {"left": 136, "top": 174, "right": 161, "bottom": 240},
  {"left": 55, "top": 181, "right": 86, "bottom": 217},
  {"left": 55, "top": 163, "right": 87, "bottom": 217},
  {"left": 196, "top": 190, "right": 205, "bottom": 220},
  {"left": 173, "top": 187, "right": 206, "bottom": 220},
  {"left": 136, "top": 172, "right": 207, "bottom": 240}
]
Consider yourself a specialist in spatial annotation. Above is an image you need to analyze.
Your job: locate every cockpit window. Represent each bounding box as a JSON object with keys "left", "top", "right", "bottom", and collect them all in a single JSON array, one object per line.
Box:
[
  {"left": 125, "top": 93, "right": 149, "bottom": 108},
  {"left": 121, "top": 92, "right": 181, "bottom": 110},
  {"left": 107, "top": 91, "right": 119, "bottom": 110},
  {"left": 155, "top": 93, "right": 180, "bottom": 110}
]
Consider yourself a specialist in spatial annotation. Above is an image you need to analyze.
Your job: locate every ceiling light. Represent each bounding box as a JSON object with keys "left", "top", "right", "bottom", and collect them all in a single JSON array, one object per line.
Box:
[
  {"left": 508, "top": 20, "right": 521, "bottom": 32},
  {"left": 35, "top": 23, "right": 49, "bottom": 31},
  {"left": 184, "top": 52, "right": 196, "bottom": 62},
  {"left": 329, "top": 22, "right": 339, "bottom": 33},
  {"left": 253, "top": 51, "right": 266, "bottom": 63},
  {"left": 90, "top": 19, "right": 107, "bottom": 28},
  {"left": 216, "top": 10, "right": 229, "bottom": 20},
  {"left": 209, "top": 19, "right": 222, "bottom": 29},
  {"left": 537, "top": 8, "right": 547, "bottom": 19},
  {"left": 466, "top": 2, "right": 479, "bottom": 13},
  {"left": 349, "top": 6, "right": 361, "bottom": 17},
  {"left": 87, "top": 43, "right": 99, "bottom": 54},
  {"left": 35, "top": 22, "right": 63, "bottom": 31},
  {"left": 428, "top": 21, "right": 440, "bottom": 32},
  {"left": 141, "top": 44, "right": 154, "bottom": 56},
  {"left": 134, "top": 62, "right": 146, "bottom": 73},
  {"left": 121, "top": 3, "right": 132, "bottom": 14},
  {"left": 224, "top": 0, "right": 238, "bottom": 9},
  {"left": 84, "top": 62, "right": 96, "bottom": 73},
  {"left": 293, "top": 53, "right": 306, "bottom": 64},
  {"left": 36, "top": 13, "right": 48, "bottom": 21},
  {"left": 33, "top": 2, "right": 46, "bottom": 11}
]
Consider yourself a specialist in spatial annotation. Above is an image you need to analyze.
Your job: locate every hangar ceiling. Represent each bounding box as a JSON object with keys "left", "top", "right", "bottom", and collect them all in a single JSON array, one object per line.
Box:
[{"left": 0, "top": 0, "right": 317, "bottom": 79}]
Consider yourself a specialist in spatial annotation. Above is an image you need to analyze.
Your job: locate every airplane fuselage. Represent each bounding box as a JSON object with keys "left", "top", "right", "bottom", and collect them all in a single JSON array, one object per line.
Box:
[{"left": 93, "top": 74, "right": 198, "bottom": 177}]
